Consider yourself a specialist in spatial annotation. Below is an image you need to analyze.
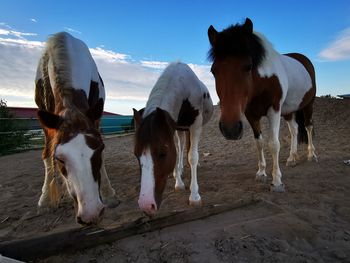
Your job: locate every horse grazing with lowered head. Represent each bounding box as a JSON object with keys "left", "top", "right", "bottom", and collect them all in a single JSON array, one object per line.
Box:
[
  {"left": 133, "top": 62, "right": 213, "bottom": 215},
  {"left": 208, "top": 18, "right": 317, "bottom": 192},
  {"left": 35, "top": 32, "right": 118, "bottom": 225}
]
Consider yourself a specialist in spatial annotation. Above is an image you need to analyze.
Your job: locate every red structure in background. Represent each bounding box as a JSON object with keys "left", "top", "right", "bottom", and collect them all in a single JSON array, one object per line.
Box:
[{"left": 8, "top": 107, "right": 120, "bottom": 118}]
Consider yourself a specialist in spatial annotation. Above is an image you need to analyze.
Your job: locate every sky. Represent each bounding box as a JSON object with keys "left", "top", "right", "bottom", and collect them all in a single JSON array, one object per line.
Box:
[{"left": 0, "top": 0, "right": 349, "bottom": 115}]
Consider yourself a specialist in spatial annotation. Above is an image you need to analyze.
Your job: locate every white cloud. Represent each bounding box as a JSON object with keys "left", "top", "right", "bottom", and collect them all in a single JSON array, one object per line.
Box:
[
  {"left": 90, "top": 47, "right": 129, "bottom": 62},
  {"left": 0, "top": 27, "right": 37, "bottom": 40},
  {"left": 0, "top": 26, "right": 217, "bottom": 115},
  {"left": 318, "top": 27, "right": 350, "bottom": 61}
]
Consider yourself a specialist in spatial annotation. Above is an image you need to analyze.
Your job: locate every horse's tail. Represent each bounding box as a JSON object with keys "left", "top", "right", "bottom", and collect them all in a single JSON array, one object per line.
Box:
[{"left": 295, "top": 110, "right": 308, "bottom": 144}]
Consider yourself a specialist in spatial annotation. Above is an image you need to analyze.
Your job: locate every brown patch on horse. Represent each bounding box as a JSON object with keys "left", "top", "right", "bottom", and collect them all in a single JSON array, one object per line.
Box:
[
  {"left": 85, "top": 134, "right": 105, "bottom": 184},
  {"left": 88, "top": 81, "right": 100, "bottom": 108},
  {"left": 248, "top": 73, "right": 283, "bottom": 115},
  {"left": 134, "top": 108, "right": 177, "bottom": 207},
  {"left": 176, "top": 99, "right": 199, "bottom": 130},
  {"left": 245, "top": 74, "right": 283, "bottom": 138}
]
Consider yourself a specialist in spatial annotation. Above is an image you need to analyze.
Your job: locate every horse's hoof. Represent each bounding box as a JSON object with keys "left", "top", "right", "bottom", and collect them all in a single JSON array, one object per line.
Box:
[
  {"left": 189, "top": 199, "right": 202, "bottom": 207},
  {"left": 175, "top": 183, "right": 185, "bottom": 191},
  {"left": 103, "top": 195, "right": 120, "bottom": 208},
  {"left": 286, "top": 159, "right": 297, "bottom": 167},
  {"left": 270, "top": 184, "right": 285, "bottom": 193},
  {"left": 189, "top": 195, "right": 202, "bottom": 207},
  {"left": 308, "top": 155, "right": 318, "bottom": 163},
  {"left": 255, "top": 174, "right": 267, "bottom": 183}
]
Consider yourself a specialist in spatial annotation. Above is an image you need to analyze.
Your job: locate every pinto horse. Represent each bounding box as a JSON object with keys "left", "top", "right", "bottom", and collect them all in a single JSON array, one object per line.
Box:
[
  {"left": 208, "top": 18, "right": 317, "bottom": 192},
  {"left": 35, "top": 32, "right": 118, "bottom": 224},
  {"left": 133, "top": 62, "right": 213, "bottom": 215}
]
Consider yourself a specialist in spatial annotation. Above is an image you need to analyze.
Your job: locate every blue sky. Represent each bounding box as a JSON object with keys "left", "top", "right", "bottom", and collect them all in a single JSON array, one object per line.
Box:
[{"left": 0, "top": 0, "right": 349, "bottom": 114}]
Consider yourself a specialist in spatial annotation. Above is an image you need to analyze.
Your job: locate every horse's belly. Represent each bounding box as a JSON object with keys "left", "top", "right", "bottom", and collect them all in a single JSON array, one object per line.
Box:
[
  {"left": 281, "top": 84, "right": 312, "bottom": 115},
  {"left": 280, "top": 56, "right": 313, "bottom": 115}
]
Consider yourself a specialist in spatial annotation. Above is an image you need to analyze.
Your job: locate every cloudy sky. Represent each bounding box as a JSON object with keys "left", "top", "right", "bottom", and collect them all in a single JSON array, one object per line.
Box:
[{"left": 0, "top": 0, "right": 349, "bottom": 115}]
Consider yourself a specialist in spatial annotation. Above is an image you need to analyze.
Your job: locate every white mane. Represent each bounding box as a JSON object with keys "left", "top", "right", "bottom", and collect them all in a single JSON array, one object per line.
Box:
[{"left": 254, "top": 31, "right": 281, "bottom": 78}]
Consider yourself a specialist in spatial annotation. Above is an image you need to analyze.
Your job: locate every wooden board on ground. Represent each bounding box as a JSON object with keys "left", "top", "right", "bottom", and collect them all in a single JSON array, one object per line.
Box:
[{"left": 0, "top": 198, "right": 260, "bottom": 261}]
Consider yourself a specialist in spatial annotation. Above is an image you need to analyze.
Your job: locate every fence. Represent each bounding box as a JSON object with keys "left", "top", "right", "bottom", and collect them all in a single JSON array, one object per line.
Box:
[{"left": 0, "top": 115, "right": 134, "bottom": 155}]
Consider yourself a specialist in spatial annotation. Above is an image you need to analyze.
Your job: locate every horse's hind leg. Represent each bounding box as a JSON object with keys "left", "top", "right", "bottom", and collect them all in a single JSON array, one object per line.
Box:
[
  {"left": 285, "top": 114, "right": 299, "bottom": 167},
  {"left": 173, "top": 130, "right": 186, "bottom": 191},
  {"left": 188, "top": 115, "right": 203, "bottom": 206},
  {"left": 303, "top": 103, "right": 318, "bottom": 162}
]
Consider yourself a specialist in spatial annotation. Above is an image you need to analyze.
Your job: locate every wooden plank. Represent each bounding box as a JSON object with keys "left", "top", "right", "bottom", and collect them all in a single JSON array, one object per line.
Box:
[{"left": 0, "top": 197, "right": 259, "bottom": 261}]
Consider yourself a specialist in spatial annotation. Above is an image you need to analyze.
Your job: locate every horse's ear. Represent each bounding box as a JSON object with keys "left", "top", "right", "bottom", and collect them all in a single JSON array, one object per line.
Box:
[
  {"left": 37, "top": 110, "right": 63, "bottom": 129},
  {"left": 243, "top": 18, "right": 253, "bottom": 34},
  {"left": 133, "top": 108, "right": 142, "bottom": 130},
  {"left": 88, "top": 98, "right": 104, "bottom": 121},
  {"left": 208, "top": 25, "right": 218, "bottom": 46}
]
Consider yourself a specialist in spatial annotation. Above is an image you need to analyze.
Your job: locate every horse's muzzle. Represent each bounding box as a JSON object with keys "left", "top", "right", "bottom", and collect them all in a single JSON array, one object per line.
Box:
[{"left": 219, "top": 120, "right": 243, "bottom": 140}]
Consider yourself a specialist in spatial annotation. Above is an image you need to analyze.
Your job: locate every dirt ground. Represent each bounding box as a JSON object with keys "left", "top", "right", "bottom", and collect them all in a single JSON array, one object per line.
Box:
[{"left": 0, "top": 97, "right": 350, "bottom": 262}]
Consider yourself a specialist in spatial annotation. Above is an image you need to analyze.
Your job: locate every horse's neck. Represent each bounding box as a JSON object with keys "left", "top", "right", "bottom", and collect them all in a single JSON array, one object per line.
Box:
[{"left": 144, "top": 82, "right": 182, "bottom": 121}]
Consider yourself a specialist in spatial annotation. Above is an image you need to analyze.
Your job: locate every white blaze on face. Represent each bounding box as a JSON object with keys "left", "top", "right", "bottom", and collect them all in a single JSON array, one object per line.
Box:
[
  {"left": 138, "top": 148, "right": 157, "bottom": 215},
  {"left": 55, "top": 133, "right": 104, "bottom": 223}
]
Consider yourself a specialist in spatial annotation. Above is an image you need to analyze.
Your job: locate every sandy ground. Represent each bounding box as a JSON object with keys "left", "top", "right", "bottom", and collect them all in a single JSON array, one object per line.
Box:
[{"left": 0, "top": 97, "right": 350, "bottom": 262}]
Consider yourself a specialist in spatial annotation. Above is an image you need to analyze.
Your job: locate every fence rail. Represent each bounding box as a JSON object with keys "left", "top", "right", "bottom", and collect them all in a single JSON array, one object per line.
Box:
[{"left": 0, "top": 116, "right": 134, "bottom": 155}]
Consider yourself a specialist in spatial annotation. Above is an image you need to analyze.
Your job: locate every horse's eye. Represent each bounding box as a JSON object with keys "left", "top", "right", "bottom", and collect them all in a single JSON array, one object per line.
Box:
[{"left": 243, "top": 64, "right": 253, "bottom": 72}]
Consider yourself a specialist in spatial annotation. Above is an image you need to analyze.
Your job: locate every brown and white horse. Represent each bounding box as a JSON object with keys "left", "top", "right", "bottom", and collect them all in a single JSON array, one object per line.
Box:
[
  {"left": 133, "top": 62, "right": 213, "bottom": 215},
  {"left": 208, "top": 18, "right": 317, "bottom": 192},
  {"left": 35, "top": 32, "right": 118, "bottom": 224}
]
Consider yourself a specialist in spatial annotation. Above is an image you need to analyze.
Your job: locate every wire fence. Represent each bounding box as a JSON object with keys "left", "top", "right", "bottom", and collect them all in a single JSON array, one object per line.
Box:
[{"left": 0, "top": 116, "right": 134, "bottom": 155}]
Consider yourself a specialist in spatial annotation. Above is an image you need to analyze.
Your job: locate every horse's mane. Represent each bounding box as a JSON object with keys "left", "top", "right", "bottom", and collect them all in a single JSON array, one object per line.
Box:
[
  {"left": 45, "top": 32, "right": 74, "bottom": 94},
  {"left": 208, "top": 23, "right": 267, "bottom": 69}
]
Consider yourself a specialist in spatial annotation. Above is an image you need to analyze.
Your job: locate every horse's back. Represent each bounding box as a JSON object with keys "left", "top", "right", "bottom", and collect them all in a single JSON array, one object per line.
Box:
[
  {"left": 145, "top": 62, "right": 212, "bottom": 123},
  {"left": 36, "top": 32, "right": 104, "bottom": 110}
]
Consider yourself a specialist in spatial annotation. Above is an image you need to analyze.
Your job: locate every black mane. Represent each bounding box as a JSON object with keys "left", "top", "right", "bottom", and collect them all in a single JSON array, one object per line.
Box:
[{"left": 208, "top": 22, "right": 266, "bottom": 69}]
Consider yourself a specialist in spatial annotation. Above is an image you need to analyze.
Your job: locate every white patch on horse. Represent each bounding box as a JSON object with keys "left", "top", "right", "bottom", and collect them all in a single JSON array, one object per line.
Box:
[
  {"left": 255, "top": 31, "right": 313, "bottom": 115},
  {"left": 56, "top": 133, "right": 103, "bottom": 222},
  {"left": 143, "top": 62, "right": 212, "bottom": 126},
  {"left": 37, "top": 32, "right": 105, "bottom": 102},
  {"left": 138, "top": 148, "right": 157, "bottom": 213}
]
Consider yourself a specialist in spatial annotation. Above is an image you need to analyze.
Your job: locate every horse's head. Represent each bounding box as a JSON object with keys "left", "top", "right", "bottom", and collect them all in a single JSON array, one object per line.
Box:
[
  {"left": 133, "top": 107, "right": 176, "bottom": 216},
  {"left": 38, "top": 99, "right": 106, "bottom": 225},
  {"left": 208, "top": 18, "right": 265, "bottom": 140}
]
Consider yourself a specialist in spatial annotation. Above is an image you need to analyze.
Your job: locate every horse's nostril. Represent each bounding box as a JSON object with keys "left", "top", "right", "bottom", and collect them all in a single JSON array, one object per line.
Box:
[{"left": 151, "top": 204, "right": 156, "bottom": 210}]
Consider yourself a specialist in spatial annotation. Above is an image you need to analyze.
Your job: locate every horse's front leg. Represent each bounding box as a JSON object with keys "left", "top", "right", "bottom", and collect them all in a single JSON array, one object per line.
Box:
[
  {"left": 267, "top": 108, "right": 285, "bottom": 192},
  {"left": 173, "top": 130, "right": 186, "bottom": 191},
  {"left": 247, "top": 117, "right": 267, "bottom": 182},
  {"left": 188, "top": 116, "right": 203, "bottom": 206},
  {"left": 99, "top": 154, "right": 119, "bottom": 208}
]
